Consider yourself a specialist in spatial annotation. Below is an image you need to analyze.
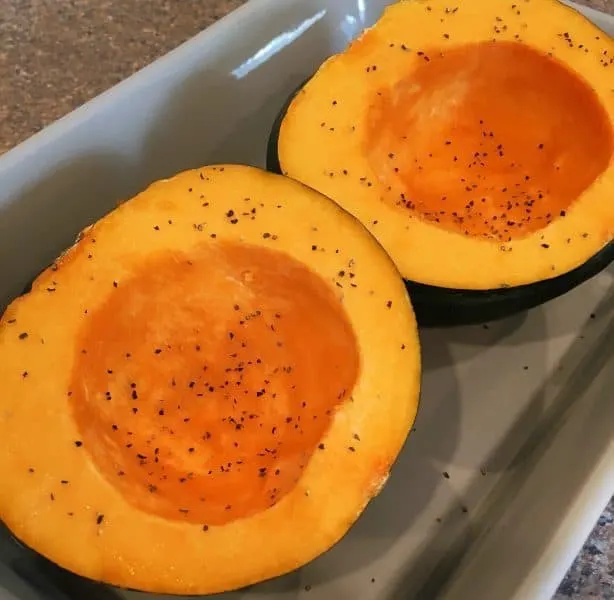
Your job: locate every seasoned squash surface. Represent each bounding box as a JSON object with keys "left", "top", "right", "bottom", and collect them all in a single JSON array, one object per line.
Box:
[
  {"left": 276, "top": 0, "right": 614, "bottom": 290},
  {"left": 0, "top": 165, "right": 420, "bottom": 595}
]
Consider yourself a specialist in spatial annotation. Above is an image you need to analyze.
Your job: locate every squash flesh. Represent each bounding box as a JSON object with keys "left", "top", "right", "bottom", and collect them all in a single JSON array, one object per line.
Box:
[
  {"left": 366, "top": 40, "right": 612, "bottom": 241},
  {"left": 0, "top": 165, "right": 420, "bottom": 594},
  {"left": 278, "top": 0, "right": 614, "bottom": 290},
  {"left": 70, "top": 241, "right": 360, "bottom": 526}
]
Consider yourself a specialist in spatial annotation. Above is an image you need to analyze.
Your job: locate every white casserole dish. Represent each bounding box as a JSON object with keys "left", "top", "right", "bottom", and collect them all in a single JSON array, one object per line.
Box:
[{"left": 0, "top": 1, "right": 612, "bottom": 599}]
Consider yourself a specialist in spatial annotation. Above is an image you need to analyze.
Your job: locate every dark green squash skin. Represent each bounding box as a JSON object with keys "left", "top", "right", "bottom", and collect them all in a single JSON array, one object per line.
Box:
[{"left": 266, "top": 80, "right": 614, "bottom": 327}]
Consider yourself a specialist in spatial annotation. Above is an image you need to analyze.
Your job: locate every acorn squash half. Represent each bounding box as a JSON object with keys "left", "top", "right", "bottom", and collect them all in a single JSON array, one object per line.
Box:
[
  {"left": 269, "top": 0, "right": 614, "bottom": 326},
  {"left": 0, "top": 165, "right": 420, "bottom": 594}
]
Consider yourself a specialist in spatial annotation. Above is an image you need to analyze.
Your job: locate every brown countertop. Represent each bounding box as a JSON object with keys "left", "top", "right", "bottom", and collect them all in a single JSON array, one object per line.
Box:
[{"left": 0, "top": 0, "right": 613, "bottom": 598}]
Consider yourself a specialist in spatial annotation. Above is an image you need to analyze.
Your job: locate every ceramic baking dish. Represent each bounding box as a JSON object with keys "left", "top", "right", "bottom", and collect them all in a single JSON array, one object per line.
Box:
[{"left": 0, "top": 1, "right": 612, "bottom": 599}]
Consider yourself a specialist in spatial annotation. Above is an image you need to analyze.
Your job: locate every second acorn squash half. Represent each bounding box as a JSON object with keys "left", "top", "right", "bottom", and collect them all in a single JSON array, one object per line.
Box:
[
  {"left": 270, "top": 0, "right": 614, "bottom": 325},
  {"left": 0, "top": 165, "right": 420, "bottom": 594}
]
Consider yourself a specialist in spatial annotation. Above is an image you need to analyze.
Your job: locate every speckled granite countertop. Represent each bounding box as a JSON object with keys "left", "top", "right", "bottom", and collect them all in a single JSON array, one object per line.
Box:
[{"left": 0, "top": 0, "right": 613, "bottom": 598}]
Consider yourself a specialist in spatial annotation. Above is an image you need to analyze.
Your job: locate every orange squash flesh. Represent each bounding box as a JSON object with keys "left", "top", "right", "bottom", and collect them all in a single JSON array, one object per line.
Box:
[
  {"left": 70, "top": 241, "right": 360, "bottom": 527},
  {"left": 276, "top": 0, "right": 614, "bottom": 291},
  {"left": 366, "top": 40, "right": 612, "bottom": 242},
  {"left": 0, "top": 165, "right": 420, "bottom": 595}
]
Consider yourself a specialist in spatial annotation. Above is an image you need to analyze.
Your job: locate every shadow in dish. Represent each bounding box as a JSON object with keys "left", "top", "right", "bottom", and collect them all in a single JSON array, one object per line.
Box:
[{"left": 387, "top": 281, "right": 614, "bottom": 600}]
